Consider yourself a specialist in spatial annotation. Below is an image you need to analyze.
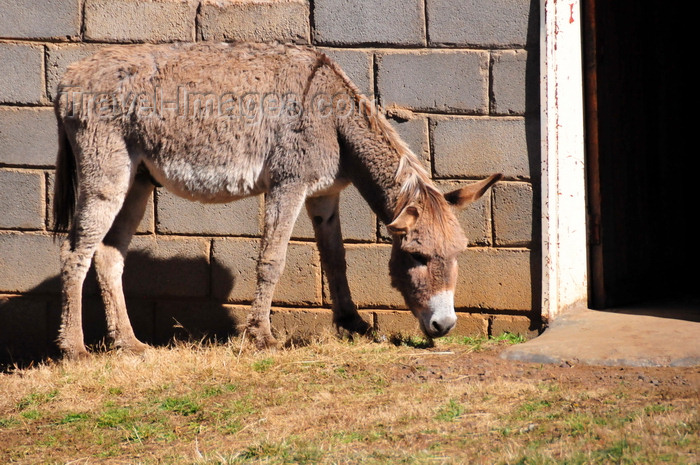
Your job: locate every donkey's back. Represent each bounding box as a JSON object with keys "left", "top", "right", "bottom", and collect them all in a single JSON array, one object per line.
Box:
[{"left": 56, "top": 42, "right": 342, "bottom": 203}]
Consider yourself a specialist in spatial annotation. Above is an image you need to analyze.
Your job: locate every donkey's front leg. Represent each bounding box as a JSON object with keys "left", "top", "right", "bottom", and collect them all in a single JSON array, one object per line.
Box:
[
  {"left": 305, "top": 194, "right": 371, "bottom": 336},
  {"left": 246, "top": 184, "right": 308, "bottom": 349}
]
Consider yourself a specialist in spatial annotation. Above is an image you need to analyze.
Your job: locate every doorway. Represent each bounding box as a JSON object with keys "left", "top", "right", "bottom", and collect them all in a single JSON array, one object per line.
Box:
[{"left": 583, "top": 1, "right": 697, "bottom": 310}]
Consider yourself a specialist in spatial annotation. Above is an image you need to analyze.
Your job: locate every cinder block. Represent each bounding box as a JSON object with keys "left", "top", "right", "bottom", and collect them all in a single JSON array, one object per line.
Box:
[
  {"left": 154, "top": 300, "right": 241, "bottom": 344},
  {"left": 0, "top": 296, "right": 50, "bottom": 360},
  {"left": 374, "top": 310, "right": 420, "bottom": 336},
  {"left": 292, "top": 185, "right": 376, "bottom": 242},
  {"left": 211, "top": 238, "right": 258, "bottom": 302},
  {"left": 314, "top": 0, "right": 425, "bottom": 46},
  {"left": 390, "top": 116, "right": 430, "bottom": 170},
  {"left": 122, "top": 236, "right": 211, "bottom": 297},
  {"left": 427, "top": 0, "right": 535, "bottom": 47},
  {"left": 0, "top": 107, "right": 57, "bottom": 166},
  {"left": 453, "top": 313, "right": 489, "bottom": 337},
  {"left": 0, "top": 170, "right": 45, "bottom": 229},
  {"left": 0, "top": 233, "right": 60, "bottom": 294},
  {"left": 377, "top": 51, "right": 488, "bottom": 113},
  {"left": 493, "top": 181, "right": 533, "bottom": 247},
  {"left": 292, "top": 208, "right": 317, "bottom": 240},
  {"left": 84, "top": 0, "right": 198, "bottom": 42},
  {"left": 275, "top": 242, "right": 321, "bottom": 305},
  {"left": 222, "top": 304, "right": 250, "bottom": 330},
  {"left": 434, "top": 180, "right": 492, "bottom": 246},
  {"left": 320, "top": 48, "right": 373, "bottom": 97},
  {"left": 344, "top": 244, "right": 404, "bottom": 308},
  {"left": 339, "top": 186, "right": 377, "bottom": 241},
  {"left": 156, "top": 190, "right": 261, "bottom": 236},
  {"left": 0, "top": 0, "right": 81, "bottom": 39},
  {"left": 46, "top": 44, "right": 104, "bottom": 101},
  {"left": 491, "top": 314, "right": 538, "bottom": 339},
  {"left": 492, "top": 50, "right": 534, "bottom": 115},
  {"left": 212, "top": 238, "right": 322, "bottom": 305},
  {"left": 270, "top": 307, "right": 334, "bottom": 340},
  {"left": 0, "top": 43, "right": 44, "bottom": 104},
  {"left": 431, "top": 116, "right": 533, "bottom": 179},
  {"left": 198, "top": 0, "right": 310, "bottom": 44},
  {"left": 137, "top": 192, "right": 156, "bottom": 234},
  {"left": 455, "top": 247, "right": 532, "bottom": 311}
]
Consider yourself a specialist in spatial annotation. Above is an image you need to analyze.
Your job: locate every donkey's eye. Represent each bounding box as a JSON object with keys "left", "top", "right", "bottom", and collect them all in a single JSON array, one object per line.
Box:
[{"left": 409, "top": 252, "right": 429, "bottom": 266}]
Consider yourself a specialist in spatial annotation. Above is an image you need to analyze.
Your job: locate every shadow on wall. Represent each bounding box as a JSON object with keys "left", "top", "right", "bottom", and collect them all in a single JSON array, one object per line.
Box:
[{"left": 0, "top": 251, "right": 240, "bottom": 370}]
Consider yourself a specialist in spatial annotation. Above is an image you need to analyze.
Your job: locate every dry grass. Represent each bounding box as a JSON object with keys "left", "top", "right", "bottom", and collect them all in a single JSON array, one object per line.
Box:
[{"left": 0, "top": 333, "right": 698, "bottom": 464}]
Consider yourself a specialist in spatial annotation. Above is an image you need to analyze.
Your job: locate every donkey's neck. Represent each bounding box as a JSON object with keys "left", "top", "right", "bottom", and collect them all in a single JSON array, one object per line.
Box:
[
  {"left": 320, "top": 59, "right": 432, "bottom": 224},
  {"left": 337, "top": 106, "right": 413, "bottom": 224}
]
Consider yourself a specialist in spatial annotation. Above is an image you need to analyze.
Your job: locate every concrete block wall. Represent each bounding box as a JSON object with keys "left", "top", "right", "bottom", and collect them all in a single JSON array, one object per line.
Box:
[{"left": 0, "top": 0, "right": 540, "bottom": 361}]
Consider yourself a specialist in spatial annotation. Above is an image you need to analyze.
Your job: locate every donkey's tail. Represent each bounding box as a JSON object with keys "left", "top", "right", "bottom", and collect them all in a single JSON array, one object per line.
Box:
[{"left": 52, "top": 118, "right": 77, "bottom": 239}]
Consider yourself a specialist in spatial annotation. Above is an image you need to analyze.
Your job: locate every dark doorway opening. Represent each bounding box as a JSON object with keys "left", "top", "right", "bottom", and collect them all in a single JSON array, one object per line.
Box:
[{"left": 583, "top": 1, "right": 697, "bottom": 312}]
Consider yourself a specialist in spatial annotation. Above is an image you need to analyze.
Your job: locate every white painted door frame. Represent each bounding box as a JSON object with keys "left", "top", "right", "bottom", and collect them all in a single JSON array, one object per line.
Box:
[{"left": 540, "top": 0, "right": 588, "bottom": 321}]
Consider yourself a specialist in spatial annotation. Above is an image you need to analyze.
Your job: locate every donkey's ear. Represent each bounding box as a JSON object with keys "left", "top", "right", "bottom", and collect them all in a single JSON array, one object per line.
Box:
[
  {"left": 444, "top": 173, "right": 503, "bottom": 209},
  {"left": 386, "top": 205, "right": 420, "bottom": 235}
]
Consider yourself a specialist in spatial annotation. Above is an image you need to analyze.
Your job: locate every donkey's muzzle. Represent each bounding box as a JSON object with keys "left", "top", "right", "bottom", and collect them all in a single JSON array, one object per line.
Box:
[{"left": 421, "top": 291, "right": 457, "bottom": 337}]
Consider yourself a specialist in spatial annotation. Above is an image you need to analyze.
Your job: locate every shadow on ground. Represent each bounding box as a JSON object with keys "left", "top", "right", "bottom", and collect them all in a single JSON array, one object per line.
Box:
[{"left": 0, "top": 252, "right": 242, "bottom": 370}]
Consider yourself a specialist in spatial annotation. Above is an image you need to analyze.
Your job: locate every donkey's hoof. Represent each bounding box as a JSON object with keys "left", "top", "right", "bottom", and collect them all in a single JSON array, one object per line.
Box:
[
  {"left": 117, "top": 340, "right": 149, "bottom": 356},
  {"left": 245, "top": 319, "right": 278, "bottom": 350},
  {"left": 61, "top": 346, "right": 90, "bottom": 360},
  {"left": 254, "top": 334, "right": 279, "bottom": 351},
  {"left": 335, "top": 316, "right": 372, "bottom": 337},
  {"left": 336, "top": 317, "right": 374, "bottom": 342}
]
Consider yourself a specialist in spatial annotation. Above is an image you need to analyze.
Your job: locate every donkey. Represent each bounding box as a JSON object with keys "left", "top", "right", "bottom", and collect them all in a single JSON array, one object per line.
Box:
[{"left": 52, "top": 42, "right": 502, "bottom": 358}]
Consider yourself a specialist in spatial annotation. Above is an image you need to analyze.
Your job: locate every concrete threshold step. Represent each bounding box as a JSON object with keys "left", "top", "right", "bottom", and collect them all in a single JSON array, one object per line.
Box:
[{"left": 501, "top": 303, "right": 700, "bottom": 367}]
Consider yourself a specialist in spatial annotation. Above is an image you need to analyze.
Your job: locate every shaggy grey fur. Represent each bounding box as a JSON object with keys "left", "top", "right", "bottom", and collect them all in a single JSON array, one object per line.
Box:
[{"left": 52, "top": 42, "right": 501, "bottom": 358}]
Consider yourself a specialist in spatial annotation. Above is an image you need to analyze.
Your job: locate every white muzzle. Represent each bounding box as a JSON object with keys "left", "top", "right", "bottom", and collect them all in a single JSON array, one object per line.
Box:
[{"left": 422, "top": 290, "right": 457, "bottom": 337}]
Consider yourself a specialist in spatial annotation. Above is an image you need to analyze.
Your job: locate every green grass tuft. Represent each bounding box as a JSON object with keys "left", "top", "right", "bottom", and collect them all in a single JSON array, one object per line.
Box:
[
  {"left": 251, "top": 357, "right": 275, "bottom": 373},
  {"left": 435, "top": 399, "right": 465, "bottom": 422},
  {"left": 160, "top": 397, "right": 201, "bottom": 416}
]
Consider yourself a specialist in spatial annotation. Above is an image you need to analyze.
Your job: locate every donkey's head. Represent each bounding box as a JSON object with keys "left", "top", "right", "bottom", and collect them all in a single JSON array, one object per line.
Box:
[{"left": 387, "top": 173, "right": 503, "bottom": 338}]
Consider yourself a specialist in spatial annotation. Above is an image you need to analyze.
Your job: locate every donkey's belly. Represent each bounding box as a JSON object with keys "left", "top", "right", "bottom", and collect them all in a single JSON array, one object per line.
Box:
[{"left": 142, "top": 156, "right": 268, "bottom": 203}]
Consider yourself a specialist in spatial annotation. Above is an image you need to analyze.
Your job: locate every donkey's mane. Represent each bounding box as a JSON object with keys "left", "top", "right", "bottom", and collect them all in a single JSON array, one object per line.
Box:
[{"left": 321, "top": 53, "right": 454, "bottom": 237}]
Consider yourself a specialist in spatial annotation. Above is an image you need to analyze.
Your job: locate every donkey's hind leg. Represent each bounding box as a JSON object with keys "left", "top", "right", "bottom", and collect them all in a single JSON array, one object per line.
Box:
[
  {"left": 246, "top": 183, "right": 308, "bottom": 349},
  {"left": 93, "top": 171, "right": 154, "bottom": 354},
  {"left": 306, "top": 194, "right": 371, "bottom": 337},
  {"left": 58, "top": 131, "right": 133, "bottom": 359}
]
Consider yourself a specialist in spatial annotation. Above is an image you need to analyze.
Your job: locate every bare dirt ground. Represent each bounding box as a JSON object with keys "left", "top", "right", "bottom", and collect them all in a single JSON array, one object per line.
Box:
[
  {"left": 1, "top": 336, "right": 698, "bottom": 464},
  {"left": 393, "top": 345, "right": 700, "bottom": 397}
]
